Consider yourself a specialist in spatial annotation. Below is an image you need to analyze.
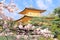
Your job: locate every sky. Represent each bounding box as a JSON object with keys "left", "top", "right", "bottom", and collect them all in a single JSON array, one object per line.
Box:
[{"left": 0, "top": 0, "right": 60, "bottom": 20}]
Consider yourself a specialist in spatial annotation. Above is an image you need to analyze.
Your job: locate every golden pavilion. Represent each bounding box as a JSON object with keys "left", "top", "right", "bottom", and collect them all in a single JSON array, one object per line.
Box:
[{"left": 16, "top": 8, "right": 46, "bottom": 23}]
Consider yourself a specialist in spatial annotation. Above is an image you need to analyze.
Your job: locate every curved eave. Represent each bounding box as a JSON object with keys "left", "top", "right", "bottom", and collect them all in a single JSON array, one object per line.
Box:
[
  {"left": 19, "top": 8, "right": 46, "bottom": 14},
  {"left": 15, "top": 15, "right": 33, "bottom": 22}
]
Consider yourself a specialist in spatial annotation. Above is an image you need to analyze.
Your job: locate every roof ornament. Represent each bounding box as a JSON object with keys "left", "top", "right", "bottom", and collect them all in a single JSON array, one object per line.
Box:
[{"left": 29, "top": 4, "right": 33, "bottom": 8}]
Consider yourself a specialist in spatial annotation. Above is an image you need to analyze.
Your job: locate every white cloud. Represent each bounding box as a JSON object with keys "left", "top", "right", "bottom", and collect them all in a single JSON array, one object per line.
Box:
[
  {"left": 35, "top": 0, "right": 53, "bottom": 9},
  {"left": 23, "top": 0, "right": 29, "bottom": 7},
  {"left": 45, "top": 0, "right": 52, "bottom": 4},
  {"left": 36, "top": 0, "right": 47, "bottom": 9}
]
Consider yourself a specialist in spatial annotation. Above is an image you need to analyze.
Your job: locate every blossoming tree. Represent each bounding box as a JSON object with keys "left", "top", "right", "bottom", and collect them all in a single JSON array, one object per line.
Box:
[{"left": 0, "top": 0, "right": 18, "bottom": 33}]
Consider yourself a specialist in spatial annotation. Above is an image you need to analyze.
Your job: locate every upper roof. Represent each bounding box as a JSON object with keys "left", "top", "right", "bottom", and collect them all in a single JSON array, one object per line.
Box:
[{"left": 19, "top": 8, "right": 46, "bottom": 14}]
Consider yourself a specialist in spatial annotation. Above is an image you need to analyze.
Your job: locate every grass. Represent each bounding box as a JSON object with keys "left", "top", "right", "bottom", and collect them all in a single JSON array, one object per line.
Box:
[
  {"left": 0, "top": 36, "right": 16, "bottom": 40},
  {"left": 0, "top": 36, "right": 54, "bottom": 40}
]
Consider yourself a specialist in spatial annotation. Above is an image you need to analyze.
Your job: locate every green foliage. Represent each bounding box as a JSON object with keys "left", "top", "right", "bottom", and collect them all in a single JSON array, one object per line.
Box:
[
  {"left": 53, "top": 7, "right": 60, "bottom": 18},
  {"left": 57, "top": 35, "right": 60, "bottom": 40},
  {"left": 30, "top": 17, "right": 49, "bottom": 25}
]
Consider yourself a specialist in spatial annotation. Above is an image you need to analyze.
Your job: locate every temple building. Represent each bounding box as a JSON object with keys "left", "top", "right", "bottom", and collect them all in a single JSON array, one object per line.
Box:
[
  {"left": 16, "top": 8, "right": 46, "bottom": 24},
  {"left": 19, "top": 8, "right": 46, "bottom": 17}
]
